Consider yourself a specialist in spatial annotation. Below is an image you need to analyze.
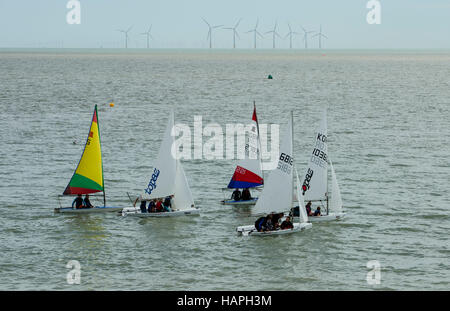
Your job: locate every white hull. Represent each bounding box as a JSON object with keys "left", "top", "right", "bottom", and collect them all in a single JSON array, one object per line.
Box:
[
  {"left": 121, "top": 207, "right": 200, "bottom": 217},
  {"left": 54, "top": 206, "right": 123, "bottom": 214},
  {"left": 308, "top": 212, "right": 346, "bottom": 222},
  {"left": 237, "top": 222, "right": 312, "bottom": 236},
  {"left": 221, "top": 198, "right": 258, "bottom": 206}
]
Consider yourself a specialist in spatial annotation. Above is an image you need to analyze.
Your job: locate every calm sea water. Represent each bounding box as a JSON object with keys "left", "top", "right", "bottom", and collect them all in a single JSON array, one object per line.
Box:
[{"left": 0, "top": 49, "right": 449, "bottom": 290}]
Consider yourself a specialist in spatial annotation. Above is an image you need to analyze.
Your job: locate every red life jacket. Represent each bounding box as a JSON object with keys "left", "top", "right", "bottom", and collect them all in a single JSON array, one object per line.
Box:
[{"left": 155, "top": 201, "right": 163, "bottom": 212}]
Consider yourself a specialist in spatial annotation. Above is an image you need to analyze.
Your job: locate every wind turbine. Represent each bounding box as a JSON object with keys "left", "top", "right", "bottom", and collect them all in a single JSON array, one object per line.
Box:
[
  {"left": 116, "top": 25, "right": 133, "bottom": 48},
  {"left": 202, "top": 18, "right": 223, "bottom": 49},
  {"left": 284, "top": 23, "right": 299, "bottom": 49},
  {"left": 223, "top": 18, "right": 242, "bottom": 48},
  {"left": 246, "top": 18, "right": 264, "bottom": 49},
  {"left": 300, "top": 26, "right": 315, "bottom": 49},
  {"left": 312, "top": 25, "right": 328, "bottom": 49},
  {"left": 141, "top": 25, "right": 153, "bottom": 48},
  {"left": 265, "top": 21, "right": 282, "bottom": 49}
]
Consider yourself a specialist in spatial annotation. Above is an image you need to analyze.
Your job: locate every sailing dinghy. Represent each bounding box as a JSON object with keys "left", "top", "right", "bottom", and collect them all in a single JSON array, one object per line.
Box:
[
  {"left": 298, "top": 110, "right": 345, "bottom": 222},
  {"left": 222, "top": 103, "right": 264, "bottom": 206},
  {"left": 236, "top": 112, "right": 312, "bottom": 236},
  {"left": 121, "top": 111, "right": 199, "bottom": 217},
  {"left": 55, "top": 105, "right": 122, "bottom": 213}
]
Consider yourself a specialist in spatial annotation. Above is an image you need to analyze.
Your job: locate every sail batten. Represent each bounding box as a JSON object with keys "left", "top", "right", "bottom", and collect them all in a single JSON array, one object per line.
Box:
[{"left": 63, "top": 105, "right": 104, "bottom": 195}]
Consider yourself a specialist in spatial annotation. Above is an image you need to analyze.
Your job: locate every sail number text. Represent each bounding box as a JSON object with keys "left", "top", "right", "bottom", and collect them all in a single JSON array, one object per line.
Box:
[{"left": 278, "top": 152, "right": 293, "bottom": 174}]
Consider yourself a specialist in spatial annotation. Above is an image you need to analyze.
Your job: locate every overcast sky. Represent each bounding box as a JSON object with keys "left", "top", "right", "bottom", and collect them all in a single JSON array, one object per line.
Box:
[{"left": 0, "top": 0, "right": 449, "bottom": 49}]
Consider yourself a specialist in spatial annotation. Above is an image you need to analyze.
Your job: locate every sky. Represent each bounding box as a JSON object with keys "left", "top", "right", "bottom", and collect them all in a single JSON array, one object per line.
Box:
[{"left": 0, "top": 0, "right": 449, "bottom": 49}]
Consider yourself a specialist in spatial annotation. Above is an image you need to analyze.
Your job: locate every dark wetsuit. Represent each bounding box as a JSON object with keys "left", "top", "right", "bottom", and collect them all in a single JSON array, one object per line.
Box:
[
  {"left": 241, "top": 189, "right": 251, "bottom": 201},
  {"left": 148, "top": 201, "right": 155, "bottom": 213},
  {"left": 140, "top": 201, "right": 147, "bottom": 213},
  {"left": 72, "top": 197, "right": 84, "bottom": 209},
  {"left": 231, "top": 190, "right": 241, "bottom": 201},
  {"left": 83, "top": 197, "right": 93, "bottom": 208}
]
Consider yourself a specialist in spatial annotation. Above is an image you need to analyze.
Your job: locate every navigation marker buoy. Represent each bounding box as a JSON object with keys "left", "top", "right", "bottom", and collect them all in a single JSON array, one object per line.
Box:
[
  {"left": 268, "top": 74, "right": 273, "bottom": 79},
  {"left": 109, "top": 101, "right": 115, "bottom": 107}
]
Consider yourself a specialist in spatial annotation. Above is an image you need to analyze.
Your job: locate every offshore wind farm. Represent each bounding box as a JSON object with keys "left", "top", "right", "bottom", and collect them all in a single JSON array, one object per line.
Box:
[{"left": 112, "top": 18, "right": 326, "bottom": 50}]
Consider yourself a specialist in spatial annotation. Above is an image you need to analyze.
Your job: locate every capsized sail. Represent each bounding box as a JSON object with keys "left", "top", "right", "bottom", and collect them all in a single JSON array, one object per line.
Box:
[
  {"left": 329, "top": 161, "right": 343, "bottom": 213},
  {"left": 302, "top": 110, "right": 328, "bottom": 201},
  {"left": 252, "top": 112, "right": 293, "bottom": 216},
  {"left": 142, "top": 111, "right": 177, "bottom": 200},
  {"left": 63, "top": 105, "right": 104, "bottom": 195},
  {"left": 228, "top": 104, "right": 263, "bottom": 189}
]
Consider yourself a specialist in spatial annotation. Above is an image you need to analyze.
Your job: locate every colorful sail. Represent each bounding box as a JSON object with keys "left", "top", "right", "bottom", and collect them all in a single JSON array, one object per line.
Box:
[
  {"left": 63, "top": 105, "right": 104, "bottom": 195},
  {"left": 227, "top": 104, "right": 263, "bottom": 189}
]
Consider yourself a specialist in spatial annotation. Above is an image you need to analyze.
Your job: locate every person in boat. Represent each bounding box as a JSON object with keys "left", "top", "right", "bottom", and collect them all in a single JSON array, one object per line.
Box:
[
  {"left": 280, "top": 216, "right": 294, "bottom": 230},
  {"left": 83, "top": 194, "right": 94, "bottom": 208},
  {"left": 313, "top": 206, "right": 321, "bottom": 217},
  {"left": 163, "top": 196, "right": 172, "bottom": 212},
  {"left": 231, "top": 188, "right": 242, "bottom": 201},
  {"left": 305, "top": 201, "right": 313, "bottom": 216},
  {"left": 72, "top": 194, "right": 84, "bottom": 209},
  {"left": 241, "top": 188, "right": 252, "bottom": 201},
  {"left": 255, "top": 216, "right": 267, "bottom": 232},
  {"left": 147, "top": 199, "right": 156, "bottom": 213},
  {"left": 155, "top": 198, "right": 164, "bottom": 212},
  {"left": 140, "top": 200, "right": 147, "bottom": 213},
  {"left": 272, "top": 212, "right": 284, "bottom": 230},
  {"left": 163, "top": 195, "right": 173, "bottom": 212},
  {"left": 263, "top": 214, "right": 274, "bottom": 231}
]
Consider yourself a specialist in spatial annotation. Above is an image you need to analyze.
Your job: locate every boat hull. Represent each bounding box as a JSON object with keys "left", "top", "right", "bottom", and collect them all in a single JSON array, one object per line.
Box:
[
  {"left": 54, "top": 206, "right": 123, "bottom": 214},
  {"left": 221, "top": 198, "right": 258, "bottom": 205},
  {"left": 308, "top": 212, "right": 346, "bottom": 222},
  {"left": 121, "top": 207, "right": 200, "bottom": 217},
  {"left": 237, "top": 222, "right": 312, "bottom": 236}
]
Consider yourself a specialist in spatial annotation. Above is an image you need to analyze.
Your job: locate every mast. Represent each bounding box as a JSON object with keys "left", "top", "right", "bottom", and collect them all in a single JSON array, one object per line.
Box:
[
  {"left": 95, "top": 104, "right": 106, "bottom": 207},
  {"left": 254, "top": 101, "right": 264, "bottom": 183},
  {"left": 290, "top": 110, "right": 294, "bottom": 214}
]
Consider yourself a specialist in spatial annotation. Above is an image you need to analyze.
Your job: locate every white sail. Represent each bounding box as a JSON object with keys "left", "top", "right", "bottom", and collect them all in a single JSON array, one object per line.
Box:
[
  {"left": 142, "top": 111, "right": 176, "bottom": 199},
  {"left": 252, "top": 112, "right": 293, "bottom": 216},
  {"left": 295, "top": 167, "right": 309, "bottom": 223},
  {"left": 173, "top": 160, "right": 195, "bottom": 211},
  {"left": 329, "top": 161, "right": 342, "bottom": 213},
  {"left": 302, "top": 110, "right": 328, "bottom": 201}
]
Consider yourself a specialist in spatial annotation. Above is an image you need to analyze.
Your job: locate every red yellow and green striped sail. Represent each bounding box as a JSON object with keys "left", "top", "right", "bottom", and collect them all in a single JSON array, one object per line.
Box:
[{"left": 63, "top": 105, "right": 104, "bottom": 195}]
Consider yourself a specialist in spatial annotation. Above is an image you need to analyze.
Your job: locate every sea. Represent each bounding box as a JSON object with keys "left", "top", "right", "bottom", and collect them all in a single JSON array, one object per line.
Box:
[{"left": 0, "top": 48, "right": 449, "bottom": 290}]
